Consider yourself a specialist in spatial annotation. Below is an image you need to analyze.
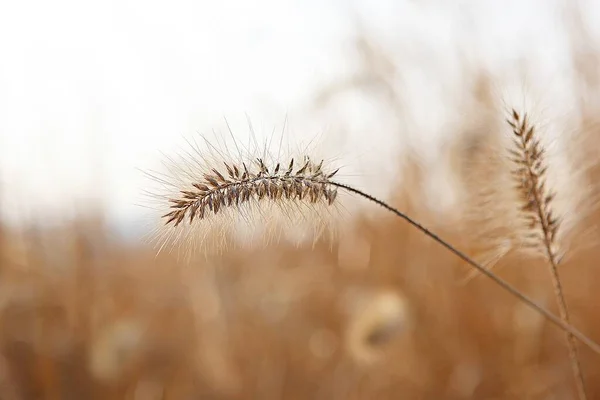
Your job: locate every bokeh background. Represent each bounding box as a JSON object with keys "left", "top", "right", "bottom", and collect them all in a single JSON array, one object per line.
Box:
[{"left": 1, "top": 0, "right": 600, "bottom": 398}]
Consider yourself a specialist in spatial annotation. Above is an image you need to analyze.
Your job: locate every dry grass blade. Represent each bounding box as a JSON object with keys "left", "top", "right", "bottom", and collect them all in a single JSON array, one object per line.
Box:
[{"left": 507, "top": 109, "right": 587, "bottom": 400}]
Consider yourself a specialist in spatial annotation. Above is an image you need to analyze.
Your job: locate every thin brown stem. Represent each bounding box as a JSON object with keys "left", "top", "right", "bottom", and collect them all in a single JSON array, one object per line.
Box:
[
  {"left": 329, "top": 181, "right": 600, "bottom": 357},
  {"left": 545, "top": 247, "right": 587, "bottom": 400}
]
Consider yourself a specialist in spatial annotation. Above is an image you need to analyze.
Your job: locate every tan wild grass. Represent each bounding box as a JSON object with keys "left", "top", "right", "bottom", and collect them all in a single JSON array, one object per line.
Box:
[
  {"left": 3, "top": 104, "right": 600, "bottom": 399},
  {"left": 2, "top": 139, "right": 600, "bottom": 399},
  {"left": 3, "top": 178, "right": 600, "bottom": 398},
  {"left": 147, "top": 105, "right": 600, "bottom": 399},
  {"left": 507, "top": 110, "right": 587, "bottom": 399},
  {"left": 145, "top": 134, "right": 346, "bottom": 256},
  {"left": 162, "top": 156, "right": 339, "bottom": 230},
  {"left": 3, "top": 5, "right": 600, "bottom": 399},
  {"left": 153, "top": 122, "right": 600, "bottom": 361}
]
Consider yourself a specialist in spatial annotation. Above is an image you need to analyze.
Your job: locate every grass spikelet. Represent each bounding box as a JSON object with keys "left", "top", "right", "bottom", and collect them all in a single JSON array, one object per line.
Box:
[
  {"left": 507, "top": 109, "right": 587, "bottom": 400},
  {"left": 144, "top": 127, "right": 345, "bottom": 256},
  {"left": 163, "top": 156, "right": 339, "bottom": 229}
]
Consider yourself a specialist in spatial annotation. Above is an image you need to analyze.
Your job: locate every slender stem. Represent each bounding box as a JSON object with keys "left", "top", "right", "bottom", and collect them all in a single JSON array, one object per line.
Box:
[
  {"left": 545, "top": 247, "right": 587, "bottom": 399},
  {"left": 329, "top": 180, "right": 600, "bottom": 356}
]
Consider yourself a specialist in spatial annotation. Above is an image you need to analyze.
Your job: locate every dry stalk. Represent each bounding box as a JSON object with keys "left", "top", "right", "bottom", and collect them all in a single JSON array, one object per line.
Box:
[
  {"left": 158, "top": 145, "right": 600, "bottom": 357},
  {"left": 507, "top": 109, "right": 587, "bottom": 400}
]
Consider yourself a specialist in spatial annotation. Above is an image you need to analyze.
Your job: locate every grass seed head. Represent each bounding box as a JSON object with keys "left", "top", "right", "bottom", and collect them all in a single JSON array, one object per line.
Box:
[
  {"left": 143, "top": 129, "right": 344, "bottom": 256},
  {"left": 507, "top": 109, "right": 561, "bottom": 255}
]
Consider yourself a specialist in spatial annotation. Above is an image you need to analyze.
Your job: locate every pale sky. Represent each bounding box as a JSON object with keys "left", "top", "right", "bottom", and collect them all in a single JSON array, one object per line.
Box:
[{"left": 0, "top": 0, "right": 597, "bottom": 236}]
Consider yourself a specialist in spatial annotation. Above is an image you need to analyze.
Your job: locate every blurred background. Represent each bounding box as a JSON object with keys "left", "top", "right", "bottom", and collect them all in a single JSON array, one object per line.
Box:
[{"left": 1, "top": 0, "right": 600, "bottom": 398}]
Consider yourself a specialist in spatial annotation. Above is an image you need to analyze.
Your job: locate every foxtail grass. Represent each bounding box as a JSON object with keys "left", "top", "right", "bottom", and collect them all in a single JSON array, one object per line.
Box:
[
  {"left": 507, "top": 109, "right": 587, "bottom": 400},
  {"left": 162, "top": 156, "right": 339, "bottom": 227}
]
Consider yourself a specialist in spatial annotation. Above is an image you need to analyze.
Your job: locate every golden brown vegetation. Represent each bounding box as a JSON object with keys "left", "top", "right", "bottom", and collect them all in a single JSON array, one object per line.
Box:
[
  {"left": 3, "top": 6, "right": 600, "bottom": 400},
  {"left": 3, "top": 128, "right": 600, "bottom": 399},
  {"left": 508, "top": 110, "right": 586, "bottom": 399}
]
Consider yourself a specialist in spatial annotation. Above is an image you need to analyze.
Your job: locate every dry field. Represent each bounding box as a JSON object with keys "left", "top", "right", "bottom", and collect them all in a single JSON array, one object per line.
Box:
[
  {"left": 2, "top": 8, "right": 600, "bottom": 400},
  {"left": 2, "top": 121, "right": 600, "bottom": 399}
]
